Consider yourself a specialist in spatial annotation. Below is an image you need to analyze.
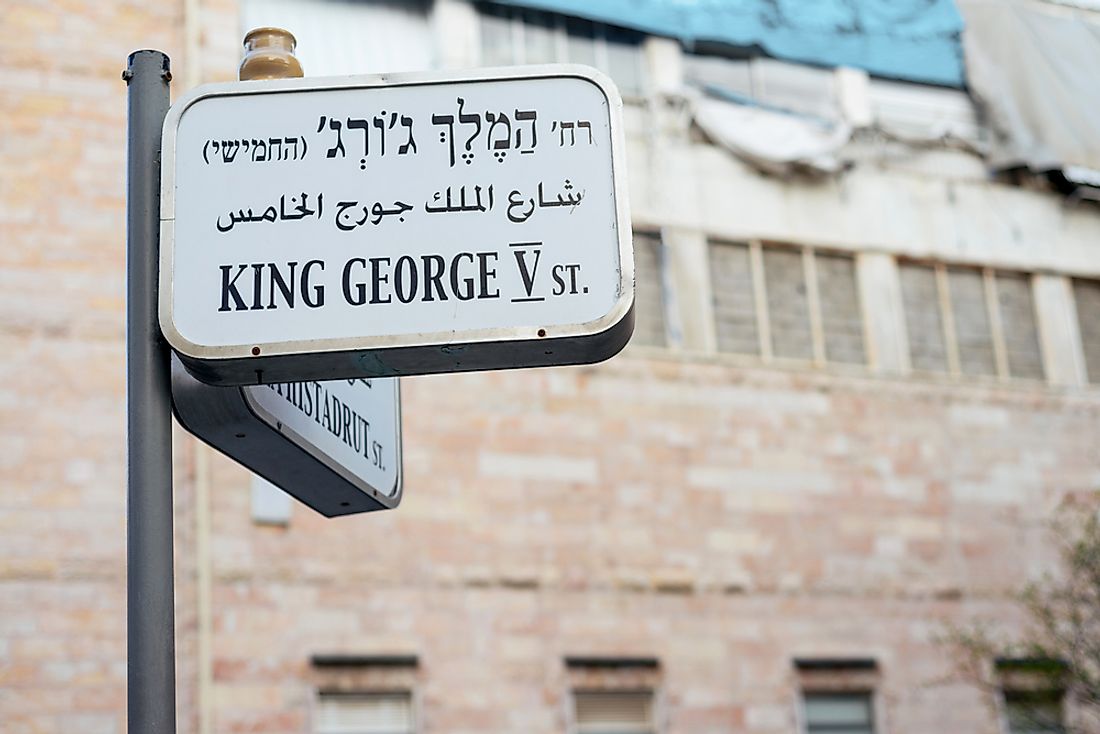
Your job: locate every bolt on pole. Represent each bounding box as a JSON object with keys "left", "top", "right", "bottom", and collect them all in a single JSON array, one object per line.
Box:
[{"left": 124, "top": 49, "right": 175, "bottom": 734}]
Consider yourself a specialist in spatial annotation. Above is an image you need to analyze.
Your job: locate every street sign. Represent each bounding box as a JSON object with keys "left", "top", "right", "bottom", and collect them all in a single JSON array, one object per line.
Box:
[
  {"left": 159, "top": 65, "right": 633, "bottom": 386},
  {"left": 171, "top": 355, "right": 402, "bottom": 516}
]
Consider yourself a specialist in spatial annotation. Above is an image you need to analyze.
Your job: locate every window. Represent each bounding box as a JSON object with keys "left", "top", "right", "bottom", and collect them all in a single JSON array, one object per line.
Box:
[
  {"left": 315, "top": 691, "right": 414, "bottom": 734},
  {"left": 477, "top": 5, "right": 647, "bottom": 97},
  {"left": 900, "top": 262, "right": 1045, "bottom": 381},
  {"left": 803, "top": 692, "right": 875, "bottom": 734},
  {"left": 708, "top": 241, "right": 759, "bottom": 355},
  {"left": 948, "top": 267, "right": 998, "bottom": 376},
  {"left": 815, "top": 252, "right": 866, "bottom": 365},
  {"left": 764, "top": 246, "right": 815, "bottom": 361},
  {"left": 1073, "top": 278, "right": 1100, "bottom": 383},
  {"left": 310, "top": 654, "right": 419, "bottom": 734},
  {"left": 251, "top": 474, "right": 292, "bottom": 525},
  {"left": 998, "top": 659, "right": 1067, "bottom": 734},
  {"left": 796, "top": 658, "right": 878, "bottom": 734},
  {"left": 574, "top": 691, "right": 655, "bottom": 734},
  {"left": 899, "top": 262, "right": 948, "bottom": 372},
  {"left": 1003, "top": 690, "right": 1065, "bottom": 734},
  {"left": 996, "top": 272, "right": 1045, "bottom": 380},
  {"left": 708, "top": 241, "right": 865, "bottom": 366},
  {"left": 632, "top": 232, "right": 669, "bottom": 347},
  {"left": 566, "top": 656, "right": 660, "bottom": 734}
]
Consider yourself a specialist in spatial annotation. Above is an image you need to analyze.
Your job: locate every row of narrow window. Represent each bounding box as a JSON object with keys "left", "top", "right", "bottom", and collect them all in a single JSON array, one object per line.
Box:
[
  {"left": 314, "top": 689, "right": 875, "bottom": 734},
  {"left": 314, "top": 690, "right": 663, "bottom": 734},
  {"left": 308, "top": 654, "right": 1064, "bottom": 734},
  {"left": 633, "top": 234, "right": 1100, "bottom": 385},
  {"left": 314, "top": 686, "right": 1060, "bottom": 734}
]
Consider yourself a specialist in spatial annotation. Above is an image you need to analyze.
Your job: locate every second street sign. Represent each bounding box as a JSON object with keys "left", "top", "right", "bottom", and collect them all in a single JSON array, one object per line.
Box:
[
  {"left": 172, "top": 355, "right": 402, "bottom": 516},
  {"left": 160, "top": 65, "right": 634, "bottom": 386}
]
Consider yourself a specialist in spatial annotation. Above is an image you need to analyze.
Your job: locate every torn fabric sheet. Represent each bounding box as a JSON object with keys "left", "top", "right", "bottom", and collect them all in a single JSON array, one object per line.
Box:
[
  {"left": 688, "top": 90, "right": 852, "bottom": 176},
  {"left": 960, "top": 0, "right": 1100, "bottom": 171}
]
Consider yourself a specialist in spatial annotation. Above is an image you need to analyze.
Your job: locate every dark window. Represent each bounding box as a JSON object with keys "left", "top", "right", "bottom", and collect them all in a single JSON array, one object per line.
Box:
[
  {"left": 1004, "top": 690, "right": 1065, "bottom": 734},
  {"left": 574, "top": 690, "right": 655, "bottom": 734},
  {"left": 803, "top": 691, "right": 874, "bottom": 734}
]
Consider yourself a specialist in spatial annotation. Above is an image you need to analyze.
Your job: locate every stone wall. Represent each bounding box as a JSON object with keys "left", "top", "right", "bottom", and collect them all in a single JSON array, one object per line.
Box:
[
  {"left": 0, "top": 2, "right": 182, "bottom": 732},
  {"left": 198, "top": 356, "right": 1099, "bottom": 733}
]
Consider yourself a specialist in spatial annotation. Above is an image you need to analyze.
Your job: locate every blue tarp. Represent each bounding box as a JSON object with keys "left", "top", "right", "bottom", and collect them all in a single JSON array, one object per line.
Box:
[{"left": 485, "top": 0, "right": 965, "bottom": 87}]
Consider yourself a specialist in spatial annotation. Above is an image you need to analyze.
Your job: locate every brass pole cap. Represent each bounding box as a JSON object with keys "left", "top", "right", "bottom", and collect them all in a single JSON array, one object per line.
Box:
[{"left": 239, "top": 27, "right": 304, "bottom": 81}]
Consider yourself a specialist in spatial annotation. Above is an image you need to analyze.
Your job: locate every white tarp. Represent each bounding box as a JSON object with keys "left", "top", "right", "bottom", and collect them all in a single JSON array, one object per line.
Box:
[
  {"left": 960, "top": 0, "right": 1100, "bottom": 172},
  {"left": 688, "top": 89, "right": 851, "bottom": 176},
  {"left": 681, "top": 53, "right": 984, "bottom": 177}
]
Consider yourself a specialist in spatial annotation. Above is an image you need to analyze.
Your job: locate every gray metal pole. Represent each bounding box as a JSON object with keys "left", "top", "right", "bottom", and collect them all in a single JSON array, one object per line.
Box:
[{"left": 124, "top": 49, "right": 175, "bottom": 734}]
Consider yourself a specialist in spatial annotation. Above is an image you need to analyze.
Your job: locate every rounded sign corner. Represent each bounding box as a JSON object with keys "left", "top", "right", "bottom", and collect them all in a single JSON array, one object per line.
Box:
[
  {"left": 382, "top": 470, "right": 404, "bottom": 507},
  {"left": 383, "top": 380, "right": 405, "bottom": 504},
  {"left": 158, "top": 306, "right": 207, "bottom": 361},
  {"left": 163, "top": 82, "right": 225, "bottom": 139},
  {"left": 583, "top": 278, "right": 634, "bottom": 339},
  {"left": 552, "top": 64, "right": 624, "bottom": 110}
]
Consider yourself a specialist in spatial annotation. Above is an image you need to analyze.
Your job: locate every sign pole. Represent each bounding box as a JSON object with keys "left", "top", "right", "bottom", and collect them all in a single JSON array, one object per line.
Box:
[{"left": 124, "top": 49, "right": 175, "bottom": 734}]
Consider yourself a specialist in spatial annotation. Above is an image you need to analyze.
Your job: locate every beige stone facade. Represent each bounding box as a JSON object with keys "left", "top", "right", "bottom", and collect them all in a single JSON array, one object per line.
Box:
[{"left": 3, "top": 1, "right": 1100, "bottom": 733}]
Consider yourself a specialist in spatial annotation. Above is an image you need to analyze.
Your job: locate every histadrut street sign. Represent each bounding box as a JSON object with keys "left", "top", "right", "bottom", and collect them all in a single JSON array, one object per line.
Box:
[
  {"left": 159, "top": 65, "right": 634, "bottom": 386},
  {"left": 171, "top": 355, "right": 402, "bottom": 516}
]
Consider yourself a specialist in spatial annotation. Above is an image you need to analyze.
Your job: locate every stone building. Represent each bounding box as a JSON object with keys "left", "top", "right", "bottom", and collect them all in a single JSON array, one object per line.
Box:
[{"left": 3, "top": 0, "right": 1100, "bottom": 733}]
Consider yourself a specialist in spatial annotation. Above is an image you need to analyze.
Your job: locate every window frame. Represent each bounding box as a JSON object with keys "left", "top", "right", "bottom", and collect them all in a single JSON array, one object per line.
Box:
[
  {"left": 568, "top": 688, "right": 660, "bottom": 734},
  {"left": 999, "top": 688, "right": 1067, "bottom": 734},
  {"left": 308, "top": 655, "right": 421, "bottom": 734},
  {"left": 799, "top": 690, "right": 877, "bottom": 734},
  {"left": 1071, "top": 276, "right": 1100, "bottom": 385},
  {"left": 996, "top": 658, "right": 1069, "bottom": 734},
  {"left": 313, "top": 689, "right": 417, "bottom": 734},
  {"left": 564, "top": 657, "right": 662, "bottom": 734},
  {"left": 794, "top": 658, "right": 881, "bottom": 734},
  {"left": 899, "top": 258, "right": 1046, "bottom": 383},
  {"left": 708, "top": 239, "right": 868, "bottom": 369}
]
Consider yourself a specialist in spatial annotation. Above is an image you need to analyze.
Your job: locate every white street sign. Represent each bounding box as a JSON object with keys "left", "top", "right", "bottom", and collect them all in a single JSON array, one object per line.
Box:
[
  {"left": 246, "top": 377, "right": 400, "bottom": 497},
  {"left": 172, "top": 356, "right": 402, "bottom": 516},
  {"left": 160, "top": 66, "right": 633, "bottom": 386}
]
